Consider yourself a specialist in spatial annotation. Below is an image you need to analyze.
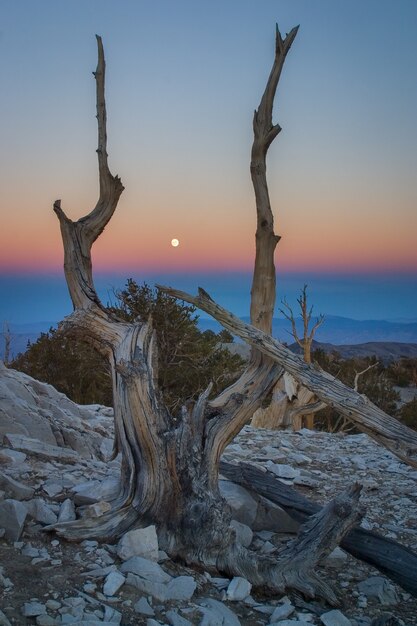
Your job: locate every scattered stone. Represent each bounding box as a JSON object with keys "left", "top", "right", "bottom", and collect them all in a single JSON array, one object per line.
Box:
[
  {"left": 267, "top": 463, "right": 300, "bottom": 479},
  {"left": 324, "top": 547, "right": 348, "bottom": 568},
  {"left": 4, "top": 434, "right": 79, "bottom": 463},
  {"left": 0, "top": 609, "right": 12, "bottom": 626},
  {"left": 219, "top": 480, "right": 258, "bottom": 526},
  {"left": 57, "top": 498, "right": 77, "bottom": 522},
  {"left": 226, "top": 576, "right": 252, "bottom": 601},
  {"left": 0, "top": 498, "right": 27, "bottom": 541},
  {"left": 270, "top": 602, "right": 295, "bottom": 621},
  {"left": 45, "top": 600, "right": 62, "bottom": 610},
  {"left": 253, "top": 495, "right": 299, "bottom": 533},
  {"left": 0, "top": 472, "right": 35, "bottom": 500},
  {"left": 120, "top": 556, "right": 171, "bottom": 583},
  {"left": 165, "top": 609, "right": 193, "bottom": 626},
  {"left": 117, "top": 525, "right": 159, "bottom": 561},
  {"left": 103, "top": 571, "right": 125, "bottom": 596},
  {"left": 0, "top": 448, "right": 27, "bottom": 465},
  {"left": 357, "top": 577, "right": 399, "bottom": 606},
  {"left": 72, "top": 477, "right": 120, "bottom": 505},
  {"left": 36, "top": 616, "right": 59, "bottom": 626},
  {"left": 126, "top": 570, "right": 196, "bottom": 602},
  {"left": 25, "top": 498, "right": 58, "bottom": 524},
  {"left": 198, "top": 598, "right": 241, "bottom": 626},
  {"left": 134, "top": 597, "right": 155, "bottom": 616},
  {"left": 83, "top": 500, "right": 112, "bottom": 518},
  {"left": 320, "top": 609, "right": 352, "bottom": 625},
  {"left": 42, "top": 480, "right": 64, "bottom": 497},
  {"left": 21, "top": 602, "right": 47, "bottom": 617}
]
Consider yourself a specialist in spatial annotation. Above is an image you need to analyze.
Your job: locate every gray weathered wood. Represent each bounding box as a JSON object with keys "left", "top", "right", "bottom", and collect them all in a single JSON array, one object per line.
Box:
[
  {"left": 160, "top": 286, "right": 417, "bottom": 468},
  {"left": 220, "top": 460, "right": 417, "bottom": 597},
  {"left": 49, "top": 29, "right": 368, "bottom": 603}
]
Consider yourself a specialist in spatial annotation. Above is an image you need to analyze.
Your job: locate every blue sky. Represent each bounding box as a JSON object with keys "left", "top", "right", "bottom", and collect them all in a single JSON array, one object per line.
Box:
[{"left": 1, "top": 1, "right": 416, "bottom": 324}]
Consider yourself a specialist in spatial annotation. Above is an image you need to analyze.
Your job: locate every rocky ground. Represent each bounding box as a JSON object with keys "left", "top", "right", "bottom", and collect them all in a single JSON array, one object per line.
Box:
[{"left": 1, "top": 363, "right": 417, "bottom": 626}]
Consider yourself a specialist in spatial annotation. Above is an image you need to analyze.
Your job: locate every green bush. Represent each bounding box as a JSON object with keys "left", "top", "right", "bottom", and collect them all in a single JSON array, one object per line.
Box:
[
  {"left": 398, "top": 398, "right": 417, "bottom": 430},
  {"left": 12, "top": 280, "right": 244, "bottom": 413}
]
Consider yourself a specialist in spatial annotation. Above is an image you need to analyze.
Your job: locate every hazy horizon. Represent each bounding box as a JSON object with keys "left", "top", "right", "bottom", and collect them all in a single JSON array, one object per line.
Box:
[{"left": 1, "top": 270, "right": 416, "bottom": 326}]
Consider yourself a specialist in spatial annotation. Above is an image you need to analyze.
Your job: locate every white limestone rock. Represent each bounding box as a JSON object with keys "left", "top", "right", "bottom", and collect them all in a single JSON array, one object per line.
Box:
[
  {"left": 165, "top": 609, "right": 193, "bottom": 626},
  {"left": 57, "top": 498, "right": 76, "bottom": 523},
  {"left": 320, "top": 609, "right": 352, "bottom": 626},
  {"left": 0, "top": 472, "right": 35, "bottom": 500},
  {"left": 0, "top": 498, "right": 27, "bottom": 541},
  {"left": 219, "top": 480, "right": 258, "bottom": 527},
  {"left": 357, "top": 576, "right": 399, "bottom": 606},
  {"left": 21, "top": 602, "right": 47, "bottom": 617},
  {"left": 103, "top": 571, "right": 125, "bottom": 596},
  {"left": 117, "top": 525, "right": 159, "bottom": 561},
  {"left": 267, "top": 463, "right": 300, "bottom": 479},
  {"left": 226, "top": 576, "right": 252, "bottom": 601},
  {"left": 4, "top": 434, "right": 79, "bottom": 463},
  {"left": 0, "top": 448, "right": 26, "bottom": 464},
  {"left": 134, "top": 597, "right": 155, "bottom": 616},
  {"left": 25, "top": 498, "right": 57, "bottom": 525},
  {"left": 120, "top": 556, "right": 171, "bottom": 583},
  {"left": 198, "top": 598, "right": 241, "bottom": 626},
  {"left": 269, "top": 602, "right": 295, "bottom": 622}
]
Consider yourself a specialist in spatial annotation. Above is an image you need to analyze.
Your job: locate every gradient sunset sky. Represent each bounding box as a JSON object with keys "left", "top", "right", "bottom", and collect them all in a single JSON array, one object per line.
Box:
[{"left": 1, "top": 0, "right": 416, "bottom": 323}]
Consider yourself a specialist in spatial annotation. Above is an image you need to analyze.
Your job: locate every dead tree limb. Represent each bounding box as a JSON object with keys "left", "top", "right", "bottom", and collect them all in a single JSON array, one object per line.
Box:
[
  {"left": 220, "top": 460, "right": 417, "bottom": 597},
  {"left": 354, "top": 361, "right": 379, "bottom": 392},
  {"left": 159, "top": 287, "right": 417, "bottom": 468}
]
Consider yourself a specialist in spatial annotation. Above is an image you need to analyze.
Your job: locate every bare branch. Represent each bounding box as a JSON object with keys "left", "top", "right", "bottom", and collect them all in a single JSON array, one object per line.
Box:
[
  {"left": 250, "top": 24, "right": 299, "bottom": 334},
  {"left": 279, "top": 299, "right": 303, "bottom": 347},
  {"left": 354, "top": 361, "right": 379, "bottom": 392},
  {"left": 159, "top": 285, "right": 417, "bottom": 468},
  {"left": 54, "top": 36, "right": 124, "bottom": 311},
  {"left": 308, "top": 313, "right": 325, "bottom": 343}
]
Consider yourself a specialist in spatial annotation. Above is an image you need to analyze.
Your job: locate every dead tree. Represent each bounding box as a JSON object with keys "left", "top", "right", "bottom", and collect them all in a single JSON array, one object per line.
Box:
[
  {"left": 51, "top": 29, "right": 365, "bottom": 604},
  {"left": 2, "top": 322, "right": 11, "bottom": 366},
  {"left": 252, "top": 285, "right": 326, "bottom": 430}
]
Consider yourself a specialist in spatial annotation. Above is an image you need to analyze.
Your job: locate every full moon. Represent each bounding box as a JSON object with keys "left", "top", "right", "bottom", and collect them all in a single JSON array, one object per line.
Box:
[{"left": 171, "top": 238, "right": 180, "bottom": 247}]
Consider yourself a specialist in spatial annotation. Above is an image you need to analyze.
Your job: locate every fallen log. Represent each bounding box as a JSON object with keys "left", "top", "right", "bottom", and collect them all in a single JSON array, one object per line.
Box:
[{"left": 220, "top": 460, "right": 417, "bottom": 597}]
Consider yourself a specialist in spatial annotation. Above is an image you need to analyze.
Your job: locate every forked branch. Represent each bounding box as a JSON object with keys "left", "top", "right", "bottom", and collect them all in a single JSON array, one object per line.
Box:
[{"left": 53, "top": 36, "right": 124, "bottom": 310}]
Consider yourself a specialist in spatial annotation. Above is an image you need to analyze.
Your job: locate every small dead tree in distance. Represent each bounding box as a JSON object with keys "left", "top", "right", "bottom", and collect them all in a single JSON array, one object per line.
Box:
[
  {"left": 252, "top": 285, "right": 326, "bottom": 430},
  {"left": 279, "top": 285, "right": 325, "bottom": 429},
  {"left": 50, "top": 28, "right": 368, "bottom": 604}
]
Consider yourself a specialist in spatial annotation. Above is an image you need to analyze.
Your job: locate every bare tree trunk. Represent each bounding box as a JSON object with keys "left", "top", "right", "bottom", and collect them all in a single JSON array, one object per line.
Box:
[
  {"left": 2, "top": 322, "right": 11, "bottom": 366},
  {"left": 161, "top": 287, "right": 417, "bottom": 468},
  {"left": 49, "top": 29, "right": 367, "bottom": 603}
]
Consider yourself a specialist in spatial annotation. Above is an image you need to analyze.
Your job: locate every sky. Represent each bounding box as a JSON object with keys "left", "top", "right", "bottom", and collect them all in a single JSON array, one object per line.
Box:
[{"left": 1, "top": 0, "right": 417, "bottom": 324}]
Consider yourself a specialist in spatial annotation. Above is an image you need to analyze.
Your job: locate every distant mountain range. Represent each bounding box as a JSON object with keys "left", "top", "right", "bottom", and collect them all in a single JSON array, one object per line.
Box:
[
  {"left": 2, "top": 315, "right": 417, "bottom": 361},
  {"left": 199, "top": 314, "right": 417, "bottom": 345}
]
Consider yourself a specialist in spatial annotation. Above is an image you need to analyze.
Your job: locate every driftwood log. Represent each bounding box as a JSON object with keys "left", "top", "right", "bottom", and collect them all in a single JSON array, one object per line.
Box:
[
  {"left": 46, "top": 28, "right": 371, "bottom": 604},
  {"left": 220, "top": 460, "right": 417, "bottom": 597}
]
